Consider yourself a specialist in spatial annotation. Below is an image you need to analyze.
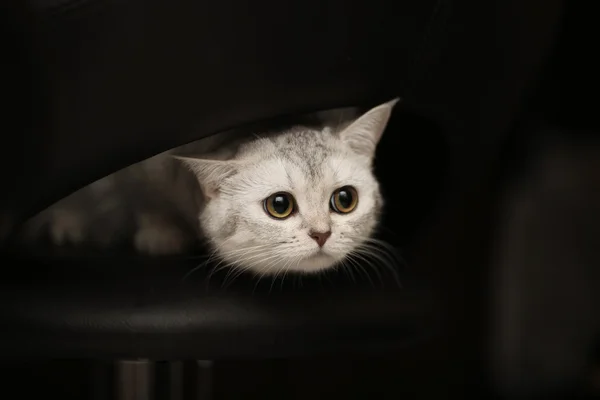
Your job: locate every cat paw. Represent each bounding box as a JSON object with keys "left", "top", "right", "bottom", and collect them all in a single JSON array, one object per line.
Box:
[
  {"left": 49, "top": 211, "right": 87, "bottom": 246},
  {"left": 134, "top": 223, "right": 187, "bottom": 256}
]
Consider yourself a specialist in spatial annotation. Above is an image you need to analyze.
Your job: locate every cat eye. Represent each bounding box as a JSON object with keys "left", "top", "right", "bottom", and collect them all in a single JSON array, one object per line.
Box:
[
  {"left": 330, "top": 186, "right": 358, "bottom": 214},
  {"left": 264, "top": 192, "right": 295, "bottom": 219}
]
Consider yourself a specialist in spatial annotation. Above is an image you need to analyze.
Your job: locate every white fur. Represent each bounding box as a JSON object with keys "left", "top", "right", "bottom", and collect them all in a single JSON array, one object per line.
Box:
[{"left": 20, "top": 99, "right": 399, "bottom": 275}]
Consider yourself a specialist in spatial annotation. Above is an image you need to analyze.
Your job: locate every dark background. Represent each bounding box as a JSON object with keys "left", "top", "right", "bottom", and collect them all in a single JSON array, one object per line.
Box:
[{"left": 1, "top": 0, "right": 598, "bottom": 398}]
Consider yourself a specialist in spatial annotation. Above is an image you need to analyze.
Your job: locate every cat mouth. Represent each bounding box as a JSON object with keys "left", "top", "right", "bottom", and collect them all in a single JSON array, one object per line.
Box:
[
  {"left": 312, "top": 247, "right": 329, "bottom": 256},
  {"left": 307, "top": 249, "right": 333, "bottom": 261}
]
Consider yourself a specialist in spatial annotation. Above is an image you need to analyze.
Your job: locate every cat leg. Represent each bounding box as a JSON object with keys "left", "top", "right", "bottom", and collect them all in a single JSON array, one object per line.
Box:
[
  {"left": 134, "top": 212, "right": 189, "bottom": 255},
  {"left": 48, "top": 208, "right": 88, "bottom": 245}
]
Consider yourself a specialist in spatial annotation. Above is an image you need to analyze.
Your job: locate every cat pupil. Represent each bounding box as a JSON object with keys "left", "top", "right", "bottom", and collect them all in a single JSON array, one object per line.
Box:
[
  {"left": 273, "top": 195, "right": 289, "bottom": 214},
  {"left": 338, "top": 190, "right": 352, "bottom": 208}
]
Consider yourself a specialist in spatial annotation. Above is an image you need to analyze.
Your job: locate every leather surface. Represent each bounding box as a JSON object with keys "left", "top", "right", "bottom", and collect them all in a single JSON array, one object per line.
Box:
[{"left": 0, "top": 255, "right": 434, "bottom": 358}]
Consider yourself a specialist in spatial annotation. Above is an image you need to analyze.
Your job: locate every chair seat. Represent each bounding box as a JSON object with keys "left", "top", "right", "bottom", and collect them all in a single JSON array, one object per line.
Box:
[{"left": 0, "top": 254, "right": 435, "bottom": 358}]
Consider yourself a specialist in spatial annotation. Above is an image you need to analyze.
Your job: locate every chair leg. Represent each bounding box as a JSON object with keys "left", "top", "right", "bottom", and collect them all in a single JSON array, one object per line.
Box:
[
  {"left": 115, "top": 359, "right": 155, "bottom": 400},
  {"left": 110, "top": 359, "right": 213, "bottom": 400},
  {"left": 90, "top": 360, "right": 112, "bottom": 400},
  {"left": 168, "top": 361, "right": 184, "bottom": 400},
  {"left": 195, "top": 360, "right": 213, "bottom": 400}
]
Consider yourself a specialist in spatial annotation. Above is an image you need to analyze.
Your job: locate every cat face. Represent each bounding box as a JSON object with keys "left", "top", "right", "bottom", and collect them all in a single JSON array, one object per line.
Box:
[{"left": 181, "top": 99, "right": 397, "bottom": 275}]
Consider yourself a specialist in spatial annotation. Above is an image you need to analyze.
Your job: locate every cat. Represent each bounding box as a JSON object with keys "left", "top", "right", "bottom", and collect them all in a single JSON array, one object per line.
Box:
[{"left": 20, "top": 98, "right": 399, "bottom": 275}]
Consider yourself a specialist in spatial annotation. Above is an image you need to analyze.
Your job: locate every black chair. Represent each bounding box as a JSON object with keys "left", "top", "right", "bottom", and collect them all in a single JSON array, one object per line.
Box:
[{"left": 0, "top": 0, "right": 573, "bottom": 398}]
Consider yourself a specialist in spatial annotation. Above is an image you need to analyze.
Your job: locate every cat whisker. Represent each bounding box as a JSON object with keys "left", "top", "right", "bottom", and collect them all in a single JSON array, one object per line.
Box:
[
  {"left": 224, "top": 246, "right": 284, "bottom": 269},
  {"left": 220, "top": 261, "right": 254, "bottom": 289},
  {"left": 183, "top": 260, "right": 211, "bottom": 283},
  {"left": 339, "top": 258, "right": 358, "bottom": 284},
  {"left": 350, "top": 242, "right": 403, "bottom": 288},
  {"left": 205, "top": 244, "right": 275, "bottom": 285},
  {"left": 334, "top": 235, "right": 402, "bottom": 288},
  {"left": 355, "top": 243, "right": 398, "bottom": 272},
  {"left": 252, "top": 254, "right": 288, "bottom": 293},
  {"left": 185, "top": 236, "right": 241, "bottom": 283},
  {"left": 357, "top": 238, "right": 404, "bottom": 265},
  {"left": 182, "top": 248, "right": 227, "bottom": 283},
  {"left": 220, "top": 264, "right": 242, "bottom": 289},
  {"left": 342, "top": 234, "right": 404, "bottom": 266},
  {"left": 372, "top": 225, "right": 404, "bottom": 243},
  {"left": 288, "top": 253, "right": 310, "bottom": 287},
  {"left": 344, "top": 252, "right": 376, "bottom": 288},
  {"left": 238, "top": 250, "right": 289, "bottom": 282},
  {"left": 279, "top": 263, "right": 292, "bottom": 291},
  {"left": 272, "top": 257, "right": 293, "bottom": 292},
  {"left": 185, "top": 250, "right": 224, "bottom": 283},
  {"left": 350, "top": 250, "right": 385, "bottom": 287},
  {"left": 218, "top": 246, "right": 278, "bottom": 288},
  {"left": 273, "top": 252, "right": 304, "bottom": 292},
  {"left": 360, "top": 237, "right": 407, "bottom": 266},
  {"left": 268, "top": 262, "right": 287, "bottom": 294},
  {"left": 210, "top": 243, "right": 273, "bottom": 269},
  {"left": 216, "top": 243, "right": 273, "bottom": 257}
]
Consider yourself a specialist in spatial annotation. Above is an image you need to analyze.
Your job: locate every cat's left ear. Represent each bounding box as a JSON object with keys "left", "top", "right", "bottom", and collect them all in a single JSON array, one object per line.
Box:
[
  {"left": 174, "top": 156, "right": 238, "bottom": 199},
  {"left": 339, "top": 97, "right": 399, "bottom": 158}
]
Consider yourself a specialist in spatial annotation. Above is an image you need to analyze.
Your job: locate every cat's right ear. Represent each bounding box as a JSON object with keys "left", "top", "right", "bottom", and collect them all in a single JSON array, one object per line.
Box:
[
  {"left": 174, "top": 156, "right": 237, "bottom": 199},
  {"left": 339, "top": 97, "right": 399, "bottom": 158}
]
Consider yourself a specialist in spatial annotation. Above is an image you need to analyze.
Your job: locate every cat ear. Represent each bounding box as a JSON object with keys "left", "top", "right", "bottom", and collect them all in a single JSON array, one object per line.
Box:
[
  {"left": 175, "top": 156, "right": 237, "bottom": 199},
  {"left": 339, "top": 97, "right": 399, "bottom": 158}
]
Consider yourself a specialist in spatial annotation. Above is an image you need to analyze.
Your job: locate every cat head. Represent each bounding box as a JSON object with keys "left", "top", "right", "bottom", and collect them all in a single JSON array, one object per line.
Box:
[{"left": 179, "top": 98, "right": 398, "bottom": 275}]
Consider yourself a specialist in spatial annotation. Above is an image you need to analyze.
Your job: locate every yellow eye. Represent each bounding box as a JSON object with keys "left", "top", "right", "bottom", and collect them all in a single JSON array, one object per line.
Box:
[
  {"left": 330, "top": 186, "right": 358, "bottom": 214},
  {"left": 264, "top": 192, "right": 295, "bottom": 219}
]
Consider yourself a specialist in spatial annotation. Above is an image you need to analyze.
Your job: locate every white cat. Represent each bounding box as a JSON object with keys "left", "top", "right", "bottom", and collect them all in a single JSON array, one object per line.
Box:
[{"left": 21, "top": 99, "right": 398, "bottom": 275}]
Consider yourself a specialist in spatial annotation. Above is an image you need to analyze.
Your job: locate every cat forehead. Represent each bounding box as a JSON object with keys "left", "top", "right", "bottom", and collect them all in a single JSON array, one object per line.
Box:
[
  {"left": 233, "top": 152, "right": 368, "bottom": 197},
  {"left": 240, "top": 125, "right": 329, "bottom": 150},
  {"left": 239, "top": 128, "right": 343, "bottom": 166},
  {"left": 228, "top": 128, "right": 372, "bottom": 194}
]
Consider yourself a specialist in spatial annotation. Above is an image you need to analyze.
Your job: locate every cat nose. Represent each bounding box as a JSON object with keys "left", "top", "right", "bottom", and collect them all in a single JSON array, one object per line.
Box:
[{"left": 309, "top": 230, "right": 331, "bottom": 247}]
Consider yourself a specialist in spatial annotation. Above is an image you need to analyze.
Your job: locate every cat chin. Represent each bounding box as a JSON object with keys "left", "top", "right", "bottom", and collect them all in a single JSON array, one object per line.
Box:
[
  {"left": 294, "top": 254, "right": 339, "bottom": 273},
  {"left": 227, "top": 253, "right": 339, "bottom": 276},
  {"left": 262, "top": 253, "right": 339, "bottom": 275}
]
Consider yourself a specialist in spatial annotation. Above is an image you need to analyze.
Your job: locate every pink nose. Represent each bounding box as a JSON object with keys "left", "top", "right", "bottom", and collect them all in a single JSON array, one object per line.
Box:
[{"left": 309, "top": 231, "right": 331, "bottom": 247}]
